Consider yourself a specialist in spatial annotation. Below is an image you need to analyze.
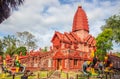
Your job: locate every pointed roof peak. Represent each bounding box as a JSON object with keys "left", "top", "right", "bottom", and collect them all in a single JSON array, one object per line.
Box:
[{"left": 72, "top": 6, "right": 89, "bottom": 32}]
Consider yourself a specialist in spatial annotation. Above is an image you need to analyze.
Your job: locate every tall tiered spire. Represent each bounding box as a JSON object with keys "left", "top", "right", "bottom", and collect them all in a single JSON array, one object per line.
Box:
[{"left": 72, "top": 6, "right": 89, "bottom": 32}]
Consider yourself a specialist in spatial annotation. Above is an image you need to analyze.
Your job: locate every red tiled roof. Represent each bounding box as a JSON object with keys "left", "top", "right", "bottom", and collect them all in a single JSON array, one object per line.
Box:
[
  {"left": 91, "top": 40, "right": 96, "bottom": 46},
  {"left": 30, "top": 51, "right": 41, "bottom": 56},
  {"left": 19, "top": 56, "right": 28, "bottom": 59},
  {"left": 63, "top": 33, "right": 71, "bottom": 44},
  {"left": 84, "top": 34, "right": 91, "bottom": 43},
  {"left": 70, "top": 32, "right": 81, "bottom": 43},
  {"left": 88, "top": 37, "right": 94, "bottom": 45},
  {"left": 55, "top": 31, "right": 63, "bottom": 40},
  {"left": 52, "top": 31, "right": 76, "bottom": 44},
  {"left": 51, "top": 31, "right": 63, "bottom": 42},
  {"left": 72, "top": 6, "right": 89, "bottom": 32},
  {"left": 64, "top": 32, "right": 75, "bottom": 43},
  {"left": 51, "top": 31, "right": 84, "bottom": 44}
]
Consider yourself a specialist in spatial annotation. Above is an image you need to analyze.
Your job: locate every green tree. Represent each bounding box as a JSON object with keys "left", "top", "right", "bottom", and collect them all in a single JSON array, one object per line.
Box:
[
  {"left": 16, "top": 31, "right": 37, "bottom": 51},
  {"left": 96, "top": 29, "right": 113, "bottom": 61},
  {"left": 0, "top": 0, "right": 24, "bottom": 23},
  {"left": 6, "top": 44, "right": 16, "bottom": 56},
  {"left": 42, "top": 46, "right": 48, "bottom": 52},
  {"left": 3, "top": 35, "right": 17, "bottom": 56},
  {"left": 14, "top": 46, "right": 27, "bottom": 55},
  {"left": 101, "top": 15, "right": 120, "bottom": 44},
  {"left": 0, "top": 39, "right": 4, "bottom": 55}
]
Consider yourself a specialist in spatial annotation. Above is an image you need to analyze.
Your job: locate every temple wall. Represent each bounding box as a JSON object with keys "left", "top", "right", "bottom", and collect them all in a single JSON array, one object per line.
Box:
[{"left": 75, "top": 30, "right": 88, "bottom": 41}]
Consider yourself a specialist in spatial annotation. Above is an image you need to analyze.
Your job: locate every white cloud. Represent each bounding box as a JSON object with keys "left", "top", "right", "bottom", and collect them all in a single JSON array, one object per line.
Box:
[{"left": 0, "top": 0, "right": 120, "bottom": 51}]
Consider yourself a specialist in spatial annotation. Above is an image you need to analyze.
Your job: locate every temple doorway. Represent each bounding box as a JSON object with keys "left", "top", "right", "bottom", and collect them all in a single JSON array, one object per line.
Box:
[{"left": 57, "top": 59, "right": 62, "bottom": 70}]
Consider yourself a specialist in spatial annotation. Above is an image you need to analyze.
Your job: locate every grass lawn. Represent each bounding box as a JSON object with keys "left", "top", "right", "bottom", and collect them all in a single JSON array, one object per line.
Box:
[
  {"left": 60, "top": 71, "right": 83, "bottom": 79},
  {"left": 0, "top": 71, "right": 48, "bottom": 79},
  {"left": 0, "top": 73, "right": 23, "bottom": 79},
  {"left": 0, "top": 70, "right": 107, "bottom": 79}
]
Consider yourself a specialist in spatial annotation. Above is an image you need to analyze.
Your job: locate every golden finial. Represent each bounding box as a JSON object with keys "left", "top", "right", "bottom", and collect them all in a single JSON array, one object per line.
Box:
[{"left": 78, "top": 3, "right": 82, "bottom": 8}]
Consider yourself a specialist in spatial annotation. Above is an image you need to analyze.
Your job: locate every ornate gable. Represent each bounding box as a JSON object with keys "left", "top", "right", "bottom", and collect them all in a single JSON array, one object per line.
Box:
[{"left": 51, "top": 31, "right": 63, "bottom": 42}]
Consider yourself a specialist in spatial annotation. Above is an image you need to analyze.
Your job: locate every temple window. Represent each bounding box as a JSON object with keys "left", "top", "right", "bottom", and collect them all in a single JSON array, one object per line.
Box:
[
  {"left": 68, "top": 49, "right": 70, "bottom": 53},
  {"left": 74, "top": 59, "right": 78, "bottom": 65}
]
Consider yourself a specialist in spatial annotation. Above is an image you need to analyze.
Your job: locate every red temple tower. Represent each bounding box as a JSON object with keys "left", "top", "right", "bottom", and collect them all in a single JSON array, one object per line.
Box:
[{"left": 51, "top": 6, "right": 96, "bottom": 71}]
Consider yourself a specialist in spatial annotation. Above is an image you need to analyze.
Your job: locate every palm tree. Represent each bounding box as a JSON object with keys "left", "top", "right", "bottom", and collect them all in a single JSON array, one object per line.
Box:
[
  {"left": 3, "top": 35, "right": 17, "bottom": 56},
  {"left": 0, "top": 0, "right": 24, "bottom": 23}
]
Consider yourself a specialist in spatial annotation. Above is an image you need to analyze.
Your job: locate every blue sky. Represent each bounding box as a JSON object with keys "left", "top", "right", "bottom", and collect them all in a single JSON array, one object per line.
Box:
[{"left": 0, "top": 0, "right": 120, "bottom": 51}]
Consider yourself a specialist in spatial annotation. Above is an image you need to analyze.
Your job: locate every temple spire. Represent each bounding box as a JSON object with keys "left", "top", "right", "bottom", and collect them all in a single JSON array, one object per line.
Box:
[{"left": 72, "top": 6, "right": 89, "bottom": 32}]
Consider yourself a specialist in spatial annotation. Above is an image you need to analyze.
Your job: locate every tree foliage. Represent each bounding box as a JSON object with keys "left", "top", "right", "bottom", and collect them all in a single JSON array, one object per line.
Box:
[
  {"left": 96, "top": 29, "right": 113, "bottom": 61},
  {"left": 3, "top": 35, "right": 17, "bottom": 56},
  {"left": 42, "top": 46, "right": 48, "bottom": 52},
  {"left": 0, "top": 39, "right": 4, "bottom": 55},
  {"left": 14, "top": 46, "right": 27, "bottom": 55},
  {"left": 0, "top": 31, "right": 38, "bottom": 57},
  {"left": 16, "top": 31, "right": 37, "bottom": 51},
  {"left": 6, "top": 44, "right": 17, "bottom": 56},
  {"left": 101, "top": 15, "right": 120, "bottom": 44},
  {"left": 0, "top": 0, "right": 24, "bottom": 23}
]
